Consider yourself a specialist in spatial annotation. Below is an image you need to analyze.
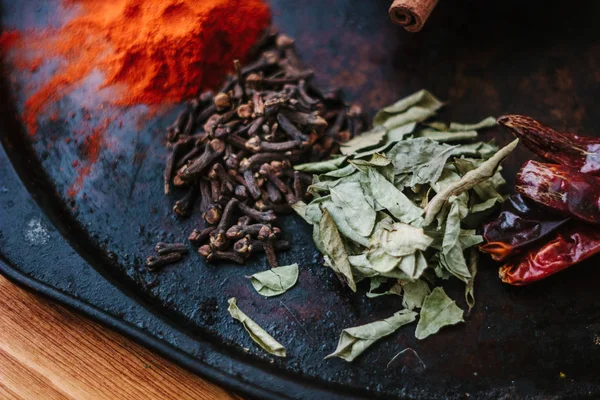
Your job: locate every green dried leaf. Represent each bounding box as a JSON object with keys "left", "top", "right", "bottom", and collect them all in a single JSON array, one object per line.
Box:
[
  {"left": 454, "top": 158, "right": 505, "bottom": 202},
  {"left": 368, "top": 222, "right": 433, "bottom": 258},
  {"left": 326, "top": 309, "right": 417, "bottom": 362},
  {"left": 442, "top": 198, "right": 468, "bottom": 254},
  {"left": 321, "top": 200, "right": 370, "bottom": 247},
  {"left": 437, "top": 198, "right": 472, "bottom": 282},
  {"left": 292, "top": 198, "right": 326, "bottom": 225},
  {"left": 340, "top": 127, "right": 387, "bottom": 155},
  {"left": 323, "top": 164, "right": 357, "bottom": 178},
  {"left": 451, "top": 141, "right": 499, "bottom": 159},
  {"left": 440, "top": 244, "right": 471, "bottom": 282},
  {"left": 353, "top": 141, "right": 397, "bottom": 160},
  {"left": 227, "top": 297, "right": 286, "bottom": 357},
  {"left": 385, "top": 122, "right": 417, "bottom": 142},
  {"left": 366, "top": 277, "right": 402, "bottom": 298},
  {"left": 465, "top": 248, "right": 478, "bottom": 315},
  {"left": 330, "top": 181, "right": 376, "bottom": 237},
  {"left": 350, "top": 153, "right": 392, "bottom": 168},
  {"left": 365, "top": 168, "right": 424, "bottom": 226},
  {"left": 401, "top": 279, "right": 431, "bottom": 310},
  {"left": 397, "top": 251, "right": 429, "bottom": 280},
  {"left": 294, "top": 156, "right": 348, "bottom": 173},
  {"left": 348, "top": 254, "right": 412, "bottom": 281},
  {"left": 426, "top": 229, "right": 482, "bottom": 251},
  {"left": 374, "top": 90, "right": 443, "bottom": 126},
  {"left": 423, "top": 139, "right": 518, "bottom": 226},
  {"left": 415, "top": 287, "right": 464, "bottom": 340},
  {"left": 383, "top": 107, "right": 437, "bottom": 131},
  {"left": 414, "top": 129, "right": 478, "bottom": 143},
  {"left": 248, "top": 264, "right": 299, "bottom": 297},
  {"left": 459, "top": 230, "right": 484, "bottom": 249},
  {"left": 463, "top": 198, "right": 500, "bottom": 228},
  {"left": 448, "top": 116, "right": 497, "bottom": 132},
  {"left": 387, "top": 138, "right": 457, "bottom": 188},
  {"left": 320, "top": 209, "right": 357, "bottom": 292}
]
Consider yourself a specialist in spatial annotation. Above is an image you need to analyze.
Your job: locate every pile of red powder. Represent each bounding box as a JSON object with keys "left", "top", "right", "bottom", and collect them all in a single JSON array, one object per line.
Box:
[{"left": 2, "top": 0, "right": 271, "bottom": 135}]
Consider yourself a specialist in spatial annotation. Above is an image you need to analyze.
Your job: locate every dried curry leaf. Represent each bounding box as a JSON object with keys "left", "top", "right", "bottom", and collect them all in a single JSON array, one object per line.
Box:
[
  {"left": 227, "top": 297, "right": 286, "bottom": 357},
  {"left": 365, "top": 168, "right": 424, "bottom": 226},
  {"left": 454, "top": 158, "right": 505, "bottom": 202},
  {"left": 340, "top": 127, "right": 387, "bottom": 155},
  {"left": 465, "top": 248, "right": 478, "bottom": 315},
  {"left": 366, "top": 277, "right": 402, "bottom": 298},
  {"left": 451, "top": 141, "right": 499, "bottom": 159},
  {"left": 387, "top": 138, "right": 457, "bottom": 188},
  {"left": 414, "top": 129, "right": 478, "bottom": 143},
  {"left": 449, "top": 116, "right": 497, "bottom": 132},
  {"left": 385, "top": 122, "right": 418, "bottom": 142},
  {"left": 321, "top": 200, "right": 370, "bottom": 247},
  {"left": 368, "top": 222, "right": 433, "bottom": 258},
  {"left": 326, "top": 309, "right": 417, "bottom": 362},
  {"left": 330, "top": 181, "right": 376, "bottom": 237},
  {"left": 373, "top": 90, "right": 443, "bottom": 126},
  {"left": 319, "top": 209, "right": 357, "bottom": 292},
  {"left": 294, "top": 156, "right": 348, "bottom": 173},
  {"left": 248, "top": 264, "right": 299, "bottom": 297},
  {"left": 415, "top": 287, "right": 464, "bottom": 340},
  {"left": 423, "top": 139, "right": 518, "bottom": 226},
  {"left": 401, "top": 279, "right": 431, "bottom": 310}
]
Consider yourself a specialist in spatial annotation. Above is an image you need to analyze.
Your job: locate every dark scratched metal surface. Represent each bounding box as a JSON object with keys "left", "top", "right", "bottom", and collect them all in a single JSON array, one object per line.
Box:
[{"left": 1, "top": 0, "right": 600, "bottom": 398}]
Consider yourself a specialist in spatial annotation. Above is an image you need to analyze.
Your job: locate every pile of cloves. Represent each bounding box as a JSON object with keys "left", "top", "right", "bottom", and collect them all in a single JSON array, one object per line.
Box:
[{"left": 149, "top": 29, "right": 367, "bottom": 270}]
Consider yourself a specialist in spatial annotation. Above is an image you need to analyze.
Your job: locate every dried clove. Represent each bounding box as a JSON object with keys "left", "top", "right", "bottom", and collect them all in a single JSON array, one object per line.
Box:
[
  {"left": 214, "top": 92, "right": 231, "bottom": 111},
  {"left": 146, "top": 253, "right": 183, "bottom": 271},
  {"left": 250, "top": 239, "right": 290, "bottom": 252},
  {"left": 265, "top": 181, "right": 283, "bottom": 203},
  {"left": 243, "top": 169, "right": 262, "bottom": 200},
  {"left": 240, "top": 152, "right": 289, "bottom": 171},
  {"left": 154, "top": 242, "right": 188, "bottom": 256},
  {"left": 258, "top": 225, "right": 279, "bottom": 268},
  {"left": 203, "top": 204, "right": 222, "bottom": 225},
  {"left": 226, "top": 223, "right": 270, "bottom": 240},
  {"left": 233, "top": 235, "right": 253, "bottom": 255},
  {"left": 259, "top": 163, "right": 290, "bottom": 194},
  {"left": 199, "top": 244, "right": 246, "bottom": 264},
  {"left": 167, "top": 108, "right": 190, "bottom": 142},
  {"left": 238, "top": 202, "right": 277, "bottom": 222},
  {"left": 210, "top": 198, "right": 239, "bottom": 250},
  {"left": 178, "top": 139, "right": 226, "bottom": 182},
  {"left": 188, "top": 226, "right": 216, "bottom": 244},
  {"left": 255, "top": 200, "right": 294, "bottom": 214},
  {"left": 173, "top": 185, "right": 198, "bottom": 217},
  {"left": 276, "top": 113, "right": 308, "bottom": 142}
]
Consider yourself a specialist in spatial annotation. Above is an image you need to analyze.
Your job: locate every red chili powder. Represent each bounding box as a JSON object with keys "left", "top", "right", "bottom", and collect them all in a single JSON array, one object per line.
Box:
[
  {"left": 67, "top": 117, "right": 111, "bottom": 197},
  {"left": 2, "top": 0, "right": 271, "bottom": 135}
]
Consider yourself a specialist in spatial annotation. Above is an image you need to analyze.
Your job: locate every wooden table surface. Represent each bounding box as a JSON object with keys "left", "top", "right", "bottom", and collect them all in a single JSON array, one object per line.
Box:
[{"left": 0, "top": 275, "right": 239, "bottom": 400}]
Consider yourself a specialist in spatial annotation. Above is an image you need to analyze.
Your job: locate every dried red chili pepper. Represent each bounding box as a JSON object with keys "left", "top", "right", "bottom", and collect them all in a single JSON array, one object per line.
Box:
[
  {"left": 516, "top": 160, "right": 600, "bottom": 224},
  {"left": 480, "top": 195, "right": 569, "bottom": 262},
  {"left": 498, "top": 115, "right": 600, "bottom": 175},
  {"left": 499, "top": 224, "right": 600, "bottom": 285}
]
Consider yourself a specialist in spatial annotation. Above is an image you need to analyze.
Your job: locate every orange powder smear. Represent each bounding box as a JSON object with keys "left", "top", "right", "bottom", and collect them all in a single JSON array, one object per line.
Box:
[
  {"left": 2, "top": 0, "right": 271, "bottom": 135},
  {"left": 67, "top": 117, "right": 112, "bottom": 197}
]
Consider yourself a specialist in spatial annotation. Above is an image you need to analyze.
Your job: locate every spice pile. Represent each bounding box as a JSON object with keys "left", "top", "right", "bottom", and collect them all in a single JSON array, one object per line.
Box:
[
  {"left": 291, "top": 90, "right": 515, "bottom": 360},
  {"left": 152, "top": 31, "right": 367, "bottom": 270},
  {"left": 0, "top": 0, "right": 271, "bottom": 135},
  {"left": 1, "top": 0, "right": 271, "bottom": 136},
  {"left": 482, "top": 115, "right": 600, "bottom": 285}
]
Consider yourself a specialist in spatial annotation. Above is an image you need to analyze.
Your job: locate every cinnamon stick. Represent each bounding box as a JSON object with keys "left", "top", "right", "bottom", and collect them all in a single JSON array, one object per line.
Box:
[{"left": 389, "top": 0, "right": 439, "bottom": 32}]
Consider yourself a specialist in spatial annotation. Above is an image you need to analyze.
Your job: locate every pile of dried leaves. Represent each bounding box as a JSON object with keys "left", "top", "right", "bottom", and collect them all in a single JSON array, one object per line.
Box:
[{"left": 228, "top": 90, "right": 518, "bottom": 361}]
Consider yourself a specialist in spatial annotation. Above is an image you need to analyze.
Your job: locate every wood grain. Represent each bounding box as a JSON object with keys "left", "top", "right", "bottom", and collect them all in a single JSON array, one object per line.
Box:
[{"left": 0, "top": 275, "right": 239, "bottom": 400}]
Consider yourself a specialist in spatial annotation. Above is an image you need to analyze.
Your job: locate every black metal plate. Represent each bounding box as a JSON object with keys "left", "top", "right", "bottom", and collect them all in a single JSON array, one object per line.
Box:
[{"left": 1, "top": 0, "right": 600, "bottom": 399}]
